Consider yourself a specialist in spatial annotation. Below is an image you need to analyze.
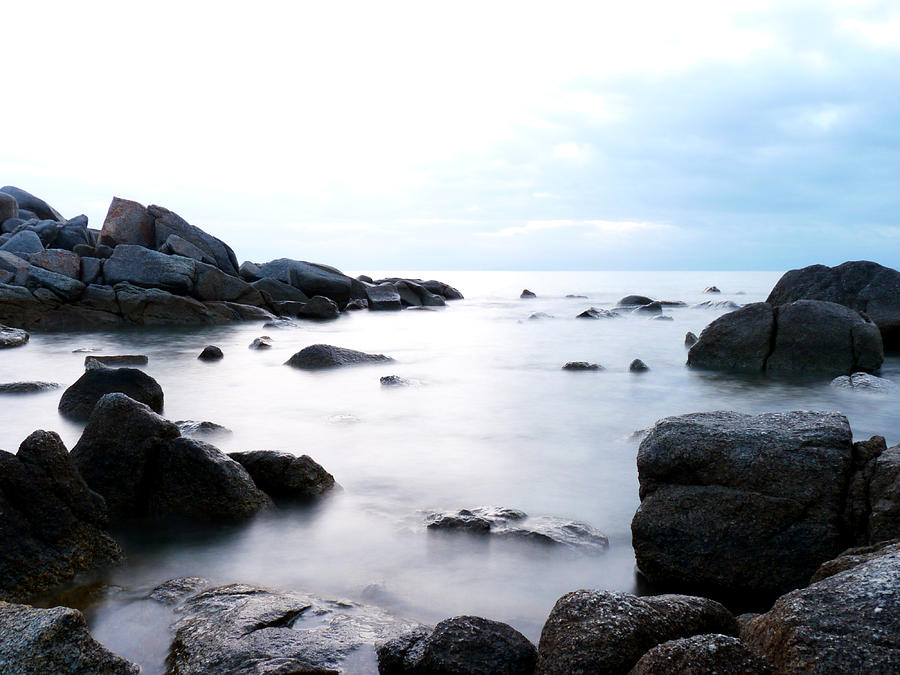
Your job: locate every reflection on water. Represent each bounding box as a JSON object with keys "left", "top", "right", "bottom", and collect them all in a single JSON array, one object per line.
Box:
[{"left": 5, "top": 270, "right": 900, "bottom": 673}]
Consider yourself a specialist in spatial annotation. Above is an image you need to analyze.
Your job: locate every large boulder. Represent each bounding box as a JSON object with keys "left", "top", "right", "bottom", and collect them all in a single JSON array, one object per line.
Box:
[
  {"left": 165, "top": 582, "right": 422, "bottom": 674},
  {"left": 741, "top": 541, "right": 900, "bottom": 672},
  {"left": 687, "top": 300, "right": 883, "bottom": 377},
  {"left": 24, "top": 264, "right": 86, "bottom": 302},
  {"left": 250, "top": 277, "right": 309, "bottom": 302},
  {"left": 228, "top": 450, "right": 336, "bottom": 502},
  {"left": 58, "top": 366, "right": 164, "bottom": 421},
  {"left": 421, "top": 279, "right": 463, "bottom": 300},
  {"left": 150, "top": 204, "right": 240, "bottom": 277},
  {"left": 98, "top": 196, "right": 156, "bottom": 249},
  {"left": 257, "top": 258, "right": 353, "bottom": 307},
  {"left": 0, "top": 186, "right": 64, "bottom": 221},
  {"left": 0, "top": 601, "right": 139, "bottom": 674},
  {"left": 377, "top": 616, "right": 537, "bottom": 675},
  {"left": 631, "top": 411, "right": 854, "bottom": 600},
  {"left": 767, "top": 260, "right": 900, "bottom": 350},
  {"left": 192, "top": 260, "right": 263, "bottom": 304},
  {"left": 0, "top": 230, "right": 44, "bottom": 256},
  {"left": 630, "top": 634, "right": 771, "bottom": 675},
  {"left": 28, "top": 248, "right": 80, "bottom": 279},
  {"left": 103, "top": 245, "right": 196, "bottom": 294},
  {"left": 0, "top": 430, "right": 123, "bottom": 602},
  {"left": 394, "top": 279, "right": 445, "bottom": 307},
  {"left": 285, "top": 344, "right": 392, "bottom": 369},
  {"left": 53, "top": 216, "right": 92, "bottom": 251},
  {"left": 535, "top": 590, "right": 738, "bottom": 674}
]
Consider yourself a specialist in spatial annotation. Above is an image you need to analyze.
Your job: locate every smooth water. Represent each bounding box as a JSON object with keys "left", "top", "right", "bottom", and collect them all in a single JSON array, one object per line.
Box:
[{"left": 4, "top": 270, "right": 900, "bottom": 673}]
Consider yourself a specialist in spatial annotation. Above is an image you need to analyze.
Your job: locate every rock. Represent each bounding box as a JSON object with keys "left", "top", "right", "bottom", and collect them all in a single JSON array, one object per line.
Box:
[
  {"left": 202, "top": 301, "right": 273, "bottom": 323},
  {"left": 741, "top": 542, "right": 900, "bottom": 672},
  {"left": 149, "top": 438, "right": 272, "bottom": 523},
  {"left": 198, "top": 345, "right": 223, "bottom": 361},
  {"left": 562, "top": 362, "right": 603, "bottom": 371},
  {"left": 0, "top": 381, "right": 59, "bottom": 394},
  {"left": 381, "top": 375, "right": 412, "bottom": 386},
  {"left": 633, "top": 301, "right": 663, "bottom": 315},
  {"left": 528, "top": 312, "right": 552, "bottom": 320},
  {"left": 426, "top": 510, "right": 492, "bottom": 534},
  {"left": 251, "top": 277, "right": 309, "bottom": 302},
  {"left": 830, "top": 372, "right": 895, "bottom": 391},
  {"left": 378, "top": 616, "right": 537, "bottom": 675},
  {"left": 0, "top": 249, "right": 31, "bottom": 283},
  {"left": 631, "top": 410, "right": 853, "bottom": 600},
  {"left": 238, "top": 261, "right": 262, "bottom": 282},
  {"left": 0, "top": 430, "right": 124, "bottom": 602},
  {"left": 297, "top": 295, "right": 340, "bottom": 320},
  {"left": 228, "top": 450, "right": 336, "bottom": 502},
  {"left": 103, "top": 244, "right": 196, "bottom": 294},
  {"left": 84, "top": 354, "right": 149, "bottom": 368},
  {"left": 193, "top": 260, "right": 263, "bottom": 304},
  {"left": 577, "top": 307, "right": 617, "bottom": 319},
  {"left": 617, "top": 294, "right": 655, "bottom": 307},
  {"left": 651, "top": 315, "right": 673, "bottom": 321},
  {"left": 95, "top": 243, "right": 113, "bottom": 258},
  {"left": 263, "top": 317, "right": 296, "bottom": 329},
  {"left": 868, "top": 445, "right": 900, "bottom": 544},
  {"left": 159, "top": 233, "right": 216, "bottom": 265},
  {"left": 166, "top": 582, "right": 422, "bottom": 674},
  {"left": 53, "top": 216, "right": 92, "bottom": 251},
  {"left": 810, "top": 539, "right": 900, "bottom": 584},
  {"left": 58, "top": 366, "right": 164, "bottom": 421},
  {"left": 345, "top": 298, "right": 368, "bottom": 310},
  {"left": 395, "top": 279, "right": 445, "bottom": 307},
  {"left": 535, "top": 590, "right": 738, "bottom": 675},
  {"left": 684, "top": 331, "right": 698, "bottom": 347},
  {"left": 175, "top": 420, "right": 232, "bottom": 437},
  {"left": 150, "top": 204, "right": 240, "bottom": 277},
  {"left": 422, "top": 279, "right": 464, "bottom": 300},
  {"left": 0, "top": 186, "right": 64, "bottom": 221},
  {"left": 566, "top": 294, "right": 588, "bottom": 298},
  {"left": 0, "top": 601, "right": 139, "bottom": 674},
  {"left": 766, "top": 260, "right": 900, "bottom": 350},
  {"left": 257, "top": 258, "right": 353, "bottom": 306},
  {"left": 630, "top": 634, "right": 770, "bottom": 674},
  {"left": 629, "top": 359, "right": 649, "bottom": 372},
  {"left": 0, "top": 192, "right": 17, "bottom": 221},
  {"left": 0, "top": 230, "right": 44, "bottom": 256},
  {"left": 149, "top": 576, "right": 211, "bottom": 605},
  {"left": 520, "top": 289, "right": 536, "bottom": 298},
  {"left": 704, "top": 286, "right": 721, "bottom": 293},
  {"left": 694, "top": 300, "right": 742, "bottom": 310},
  {"left": 114, "top": 283, "right": 220, "bottom": 325},
  {"left": 79, "top": 256, "right": 103, "bottom": 285},
  {"left": 98, "top": 197, "right": 156, "bottom": 249},
  {"left": 366, "top": 282, "right": 403, "bottom": 311},
  {"left": 249, "top": 336, "right": 272, "bottom": 349},
  {"left": 687, "top": 303, "right": 774, "bottom": 373},
  {"left": 24, "top": 264, "right": 86, "bottom": 302},
  {"left": 0, "top": 324, "right": 28, "bottom": 348},
  {"left": 285, "top": 344, "right": 392, "bottom": 370},
  {"left": 78, "top": 284, "right": 118, "bottom": 313}
]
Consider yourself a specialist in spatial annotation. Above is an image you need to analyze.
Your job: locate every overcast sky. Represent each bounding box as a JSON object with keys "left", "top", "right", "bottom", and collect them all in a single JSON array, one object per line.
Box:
[{"left": 4, "top": 1, "right": 899, "bottom": 270}]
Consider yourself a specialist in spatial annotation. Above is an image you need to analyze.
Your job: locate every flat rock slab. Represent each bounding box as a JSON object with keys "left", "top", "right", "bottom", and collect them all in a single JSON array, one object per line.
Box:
[
  {"left": 0, "top": 381, "right": 59, "bottom": 394},
  {"left": 285, "top": 344, "right": 392, "bottom": 370}
]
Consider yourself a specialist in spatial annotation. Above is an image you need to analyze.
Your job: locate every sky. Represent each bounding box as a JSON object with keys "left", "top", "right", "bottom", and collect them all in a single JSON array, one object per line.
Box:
[{"left": 3, "top": 0, "right": 900, "bottom": 271}]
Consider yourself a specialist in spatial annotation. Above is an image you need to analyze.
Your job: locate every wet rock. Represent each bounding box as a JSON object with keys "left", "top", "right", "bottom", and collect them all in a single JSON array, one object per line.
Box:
[
  {"left": 0, "top": 324, "right": 28, "bottom": 348},
  {"left": 150, "top": 204, "right": 240, "bottom": 277},
  {"left": 297, "top": 295, "right": 341, "bottom": 320},
  {"left": 58, "top": 366, "right": 163, "bottom": 421},
  {"left": 175, "top": 420, "right": 232, "bottom": 437},
  {"left": 257, "top": 258, "right": 353, "bottom": 307},
  {"left": 520, "top": 289, "right": 536, "bottom": 299},
  {"left": 286, "top": 344, "right": 392, "bottom": 370},
  {"left": 562, "top": 361, "right": 603, "bottom": 371},
  {"left": 166, "top": 582, "right": 422, "bottom": 674},
  {"left": 0, "top": 601, "right": 139, "bottom": 674},
  {"left": 229, "top": 450, "right": 337, "bottom": 502},
  {"left": 378, "top": 616, "right": 537, "bottom": 675},
  {"left": 0, "top": 186, "right": 64, "bottom": 222},
  {"left": 251, "top": 277, "right": 309, "bottom": 302},
  {"left": 630, "top": 633, "right": 770, "bottom": 674},
  {"left": 0, "top": 381, "right": 59, "bottom": 394},
  {"left": 0, "top": 430, "right": 124, "bottom": 602},
  {"left": 536, "top": 590, "right": 738, "bottom": 675},
  {"left": 629, "top": 359, "right": 649, "bottom": 372},
  {"left": 381, "top": 375, "right": 412, "bottom": 386},
  {"left": 103, "top": 244, "right": 196, "bottom": 295},
  {"left": 366, "top": 282, "right": 403, "bottom": 311},
  {"left": 633, "top": 301, "right": 663, "bottom": 315},
  {"left": 394, "top": 279, "right": 445, "bottom": 307},
  {"left": 198, "top": 345, "right": 223, "bottom": 361},
  {"left": 159, "top": 233, "right": 216, "bottom": 265},
  {"left": 426, "top": 510, "right": 493, "bottom": 534},
  {"left": 0, "top": 230, "right": 44, "bottom": 256},
  {"left": 631, "top": 410, "right": 853, "bottom": 600},
  {"left": 694, "top": 299, "right": 742, "bottom": 310},
  {"left": 617, "top": 294, "right": 654, "bottom": 307},
  {"left": 577, "top": 307, "right": 617, "bottom": 319},
  {"left": 249, "top": 336, "right": 272, "bottom": 349},
  {"left": 84, "top": 354, "right": 149, "bottom": 368},
  {"left": 684, "top": 331, "right": 698, "bottom": 347},
  {"left": 741, "top": 541, "right": 900, "bottom": 672},
  {"left": 98, "top": 196, "right": 156, "bottom": 249},
  {"left": 149, "top": 577, "right": 210, "bottom": 606},
  {"left": 830, "top": 372, "right": 895, "bottom": 392},
  {"left": 28, "top": 248, "right": 80, "bottom": 279},
  {"left": 263, "top": 317, "right": 296, "bottom": 329},
  {"left": 703, "top": 286, "right": 721, "bottom": 293}
]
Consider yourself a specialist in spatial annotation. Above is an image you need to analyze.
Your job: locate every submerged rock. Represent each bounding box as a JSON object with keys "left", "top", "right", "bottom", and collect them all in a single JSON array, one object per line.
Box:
[
  {"left": 536, "top": 590, "right": 738, "bottom": 675},
  {"left": 0, "top": 601, "right": 139, "bottom": 674},
  {"left": 229, "top": 450, "right": 337, "bottom": 502},
  {"left": 0, "top": 381, "right": 59, "bottom": 394},
  {"left": 562, "top": 362, "right": 603, "bottom": 371},
  {"left": 528, "top": 312, "right": 552, "bottom": 320},
  {"left": 197, "top": 345, "right": 223, "bottom": 361},
  {"left": 633, "top": 301, "right": 663, "bottom": 315},
  {"left": 286, "top": 344, "right": 392, "bottom": 370},
  {"left": 58, "top": 366, "right": 164, "bottom": 421},
  {"left": 0, "top": 324, "right": 29, "bottom": 348}
]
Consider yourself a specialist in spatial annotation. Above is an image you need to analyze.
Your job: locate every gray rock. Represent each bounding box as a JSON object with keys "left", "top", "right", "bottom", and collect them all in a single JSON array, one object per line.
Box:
[
  {"left": 381, "top": 375, "right": 412, "bottom": 386},
  {"left": 704, "top": 286, "right": 721, "bottom": 293},
  {"left": 687, "top": 303, "right": 774, "bottom": 373},
  {"left": 25, "top": 249, "right": 82, "bottom": 281},
  {"left": 566, "top": 294, "right": 588, "bottom": 298},
  {"left": 84, "top": 355, "right": 149, "bottom": 368},
  {"left": 193, "top": 260, "right": 262, "bottom": 304},
  {"left": 562, "top": 362, "right": 603, "bottom": 371},
  {"left": 149, "top": 577, "right": 210, "bottom": 605},
  {"left": 59, "top": 366, "right": 164, "bottom": 421},
  {"left": 0, "top": 249, "right": 31, "bottom": 284},
  {"left": 0, "top": 324, "right": 28, "bottom": 348},
  {"left": 286, "top": 344, "right": 392, "bottom": 369},
  {"left": 297, "top": 295, "right": 340, "bottom": 320},
  {"left": 0, "top": 186, "right": 64, "bottom": 221},
  {"left": 0, "top": 430, "right": 124, "bottom": 602},
  {"left": 24, "top": 264, "right": 86, "bottom": 302},
  {"left": 257, "top": 258, "right": 354, "bottom": 307},
  {"left": 115, "top": 283, "right": 220, "bottom": 326},
  {"left": 366, "top": 283, "right": 403, "bottom": 311},
  {"left": 0, "top": 381, "right": 59, "bottom": 394},
  {"left": 0, "top": 601, "right": 139, "bottom": 674},
  {"left": 0, "top": 192, "right": 18, "bottom": 221},
  {"left": 810, "top": 539, "right": 900, "bottom": 584},
  {"left": 176, "top": 420, "right": 232, "bottom": 437},
  {"left": 631, "top": 411, "right": 853, "bottom": 600},
  {"left": 251, "top": 277, "right": 309, "bottom": 302},
  {"left": 166, "top": 582, "right": 422, "bottom": 674},
  {"left": 629, "top": 359, "right": 649, "bottom": 372},
  {"left": 395, "top": 280, "right": 445, "bottom": 307},
  {"left": 535, "top": 590, "right": 738, "bottom": 675},
  {"left": 652, "top": 315, "right": 674, "bottom": 321},
  {"left": 238, "top": 260, "right": 262, "bottom": 281},
  {"left": 528, "top": 312, "right": 552, "bottom": 320},
  {"left": 377, "top": 616, "right": 537, "bottom": 675},
  {"left": 229, "top": 450, "right": 337, "bottom": 502},
  {"left": 868, "top": 445, "right": 900, "bottom": 544},
  {"left": 104, "top": 245, "right": 196, "bottom": 294},
  {"left": 249, "top": 336, "right": 272, "bottom": 349},
  {"left": 159, "top": 233, "right": 216, "bottom": 265},
  {"left": 630, "top": 634, "right": 770, "bottom": 674},
  {"left": 79, "top": 256, "right": 103, "bottom": 285},
  {"left": 0, "top": 230, "right": 44, "bottom": 256},
  {"left": 577, "top": 307, "right": 617, "bottom": 319},
  {"left": 198, "top": 345, "right": 223, "bottom": 361},
  {"left": 830, "top": 372, "right": 895, "bottom": 391},
  {"left": 633, "top": 301, "right": 663, "bottom": 315},
  {"left": 694, "top": 300, "right": 742, "bottom": 310},
  {"left": 78, "top": 284, "right": 118, "bottom": 313},
  {"left": 98, "top": 197, "right": 156, "bottom": 249},
  {"left": 520, "top": 289, "right": 536, "bottom": 299},
  {"left": 617, "top": 294, "right": 655, "bottom": 307},
  {"left": 741, "top": 542, "right": 900, "bottom": 672},
  {"left": 149, "top": 204, "right": 240, "bottom": 276},
  {"left": 421, "top": 279, "right": 464, "bottom": 300},
  {"left": 53, "top": 216, "right": 93, "bottom": 251},
  {"left": 345, "top": 298, "right": 368, "bottom": 310}
]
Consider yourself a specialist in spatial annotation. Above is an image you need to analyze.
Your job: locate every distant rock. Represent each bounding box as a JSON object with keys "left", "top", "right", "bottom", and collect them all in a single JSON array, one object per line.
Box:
[
  {"left": 631, "top": 634, "right": 769, "bottom": 675},
  {"left": 703, "top": 286, "right": 721, "bottom": 293},
  {"left": 84, "top": 354, "right": 148, "bottom": 369},
  {"left": 381, "top": 375, "right": 412, "bottom": 386},
  {"left": 633, "top": 301, "right": 663, "bottom": 315},
  {"left": 0, "top": 381, "right": 59, "bottom": 394},
  {"left": 617, "top": 294, "right": 654, "bottom": 307},
  {"left": 830, "top": 372, "right": 895, "bottom": 392},
  {"left": 684, "top": 331, "right": 698, "bottom": 347},
  {"left": 576, "top": 307, "right": 617, "bottom": 319},
  {"left": 629, "top": 359, "right": 649, "bottom": 372},
  {"left": 175, "top": 420, "right": 232, "bottom": 437},
  {"left": 566, "top": 294, "right": 588, "bottom": 299},
  {"left": 528, "top": 312, "right": 552, "bottom": 320},
  {"left": 520, "top": 289, "right": 536, "bottom": 299},
  {"left": 285, "top": 344, "right": 392, "bottom": 370},
  {"left": 562, "top": 362, "right": 603, "bottom": 371},
  {"left": 58, "top": 366, "right": 164, "bottom": 421},
  {"left": 0, "top": 324, "right": 28, "bottom": 348},
  {"left": 651, "top": 315, "right": 673, "bottom": 321},
  {"left": 150, "top": 204, "right": 240, "bottom": 277},
  {"left": 694, "top": 299, "right": 742, "bottom": 310},
  {"left": 229, "top": 450, "right": 337, "bottom": 502},
  {"left": 249, "top": 336, "right": 272, "bottom": 349},
  {"left": 198, "top": 345, "right": 223, "bottom": 361},
  {"left": 257, "top": 258, "right": 353, "bottom": 307}
]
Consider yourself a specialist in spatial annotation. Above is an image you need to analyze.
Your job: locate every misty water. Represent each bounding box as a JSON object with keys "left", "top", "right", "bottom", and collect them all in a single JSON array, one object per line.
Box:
[{"left": 4, "top": 270, "right": 900, "bottom": 673}]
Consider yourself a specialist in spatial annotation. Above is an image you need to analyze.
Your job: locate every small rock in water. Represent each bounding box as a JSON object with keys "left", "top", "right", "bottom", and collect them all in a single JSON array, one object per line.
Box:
[
  {"left": 84, "top": 354, "right": 148, "bottom": 369},
  {"left": 694, "top": 300, "right": 742, "bottom": 310},
  {"left": 285, "top": 344, "right": 392, "bottom": 370},
  {"left": 0, "top": 381, "right": 60, "bottom": 394},
  {"left": 176, "top": 420, "right": 233, "bottom": 437},
  {"left": 651, "top": 315, "right": 673, "bottom": 321},
  {"left": 381, "top": 375, "right": 412, "bottom": 386},
  {"left": 563, "top": 362, "right": 603, "bottom": 371},
  {"left": 249, "top": 336, "right": 272, "bottom": 349},
  {"left": 71, "top": 347, "right": 98, "bottom": 353},
  {"left": 577, "top": 307, "right": 618, "bottom": 319},
  {"left": 520, "top": 289, "right": 536, "bottom": 299},
  {"left": 630, "top": 359, "right": 650, "bottom": 372},
  {"left": 633, "top": 301, "right": 663, "bottom": 315},
  {"left": 0, "top": 324, "right": 29, "bottom": 348},
  {"left": 830, "top": 372, "right": 894, "bottom": 391},
  {"left": 528, "top": 312, "right": 552, "bottom": 320},
  {"left": 198, "top": 345, "right": 223, "bottom": 361},
  {"left": 149, "top": 577, "right": 210, "bottom": 606},
  {"left": 617, "top": 295, "right": 655, "bottom": 307},
  {"left": 685, "top": 331, "right": 698, "bottom": 347},
  {"left": 566, "top": 294, "right": 588, "bottom": 299},
  {"left": 704, "top": 286, "right": 721, "bottom": 293}
]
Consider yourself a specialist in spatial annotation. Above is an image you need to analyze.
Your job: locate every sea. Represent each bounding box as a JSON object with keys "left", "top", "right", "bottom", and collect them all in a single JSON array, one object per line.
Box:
[{"left": 3, "top": 270, "right": 899, "bottom": 673}]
